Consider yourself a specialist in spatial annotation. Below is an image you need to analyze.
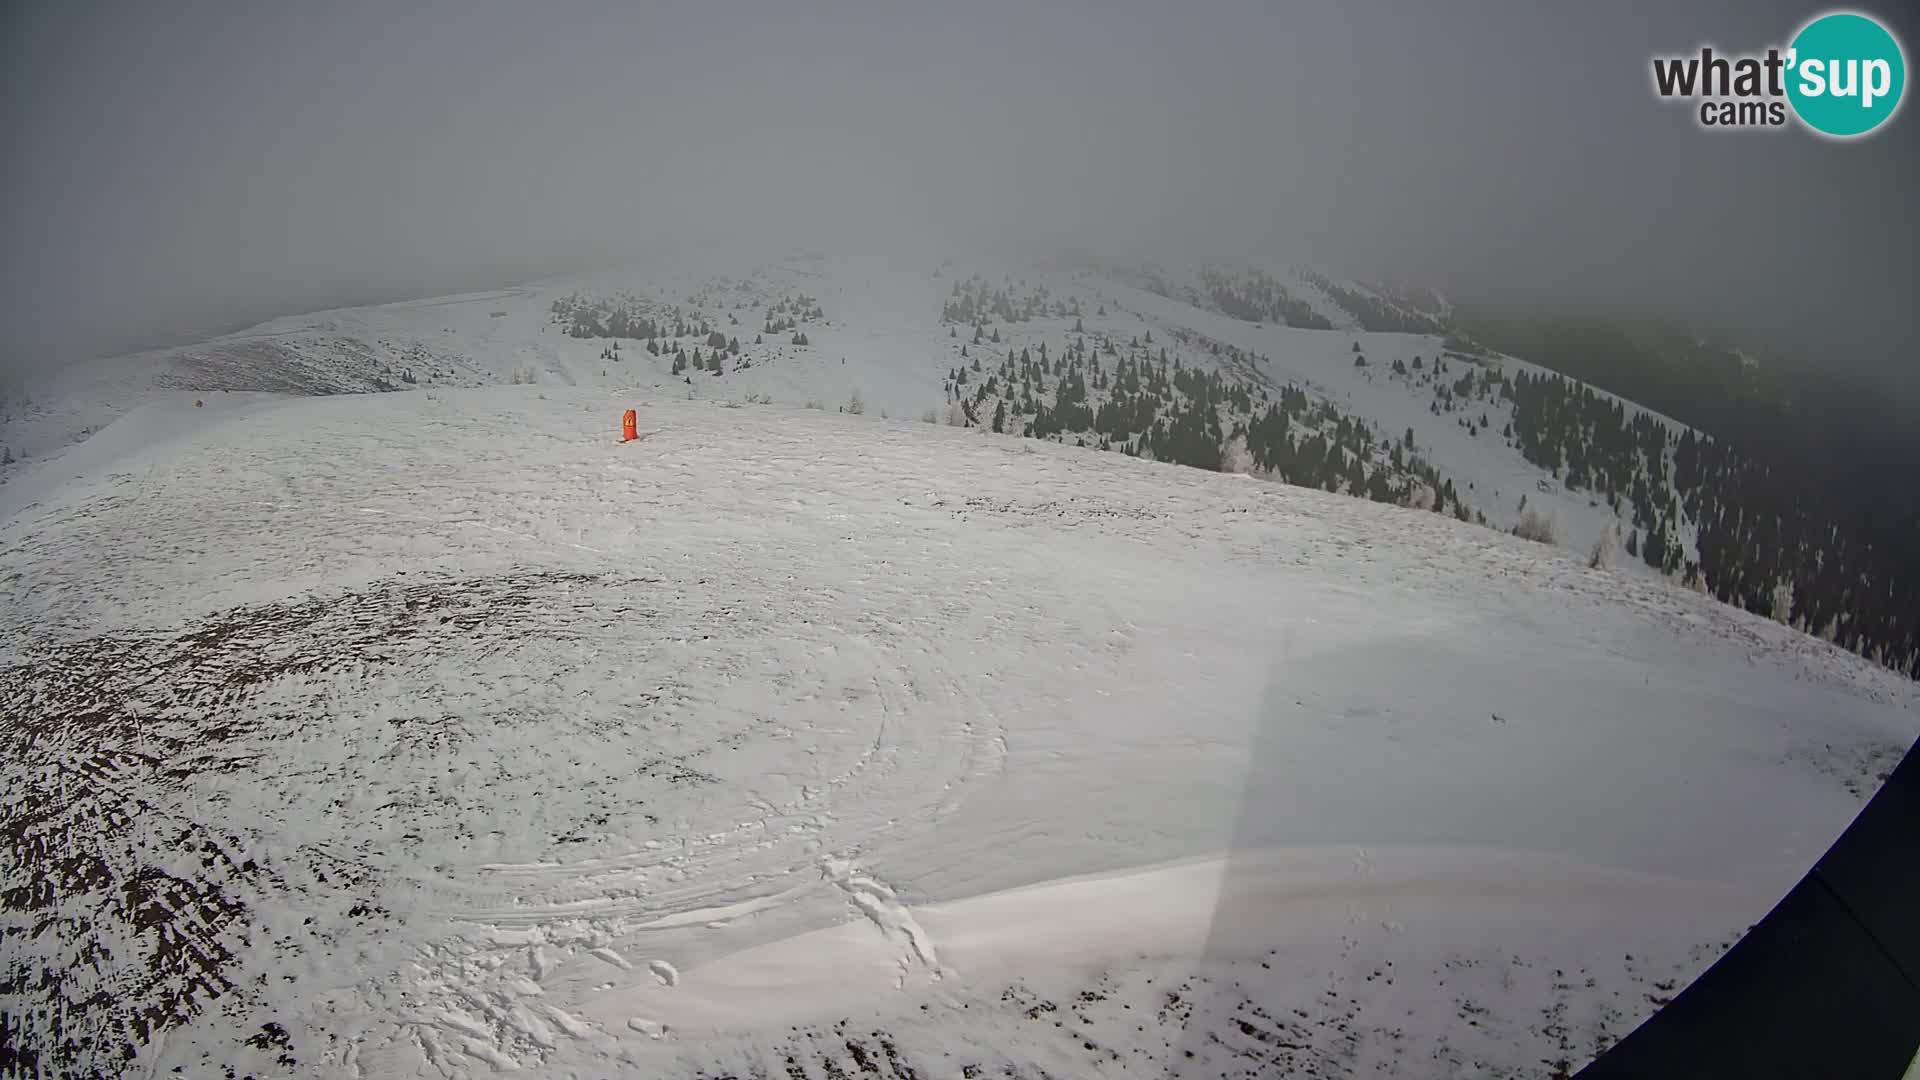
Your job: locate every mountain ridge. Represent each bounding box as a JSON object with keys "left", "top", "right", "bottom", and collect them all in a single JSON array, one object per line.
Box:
[{"left": 3, "top": 250, "right": 1912, "bottom": 676}]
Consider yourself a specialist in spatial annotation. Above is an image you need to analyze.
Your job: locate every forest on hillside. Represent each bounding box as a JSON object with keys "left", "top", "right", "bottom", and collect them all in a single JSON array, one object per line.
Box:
[
  {"left": 940, "top": 274, "right": 1919, "bottom": 679},
  {"left": 1448, "top": 309, "right": 1919, "bottom": 677},
  {"left": 937, "top": 292, "right": 1483, "bottom": 525}
]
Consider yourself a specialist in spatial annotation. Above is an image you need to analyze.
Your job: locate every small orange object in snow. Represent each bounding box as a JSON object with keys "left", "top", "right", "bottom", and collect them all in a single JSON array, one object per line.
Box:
[{"left": 621, "top": 409, "right": 638, "bottom": 442}]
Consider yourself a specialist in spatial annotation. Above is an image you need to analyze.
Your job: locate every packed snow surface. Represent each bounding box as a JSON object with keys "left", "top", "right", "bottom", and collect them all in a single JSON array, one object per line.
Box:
[{"left": 0, "top": 387, "right": 1912, "bottom": 1078}]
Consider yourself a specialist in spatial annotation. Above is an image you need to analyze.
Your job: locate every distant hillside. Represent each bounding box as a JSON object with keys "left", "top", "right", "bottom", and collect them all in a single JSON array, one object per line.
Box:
[
  {"left": 1438, "top": 306, "right": 1918, "bottom": 676},
  {"left": 4, "top": 252, "right": 1911, "bottom": 678}
]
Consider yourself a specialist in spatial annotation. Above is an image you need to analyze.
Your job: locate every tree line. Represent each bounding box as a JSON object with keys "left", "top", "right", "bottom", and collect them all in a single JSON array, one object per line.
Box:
[
  {"left": 944, "top": 333, "right": 1476, "bottom": 520},
  {"left": 1506, "top": 367, "right": 1916, "bottom": 675}
]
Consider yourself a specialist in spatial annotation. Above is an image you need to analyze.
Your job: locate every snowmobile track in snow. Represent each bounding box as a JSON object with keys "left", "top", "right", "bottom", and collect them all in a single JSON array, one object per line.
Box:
[
  {"left": 2, "top": 389, "right": 1912, "bottom": 1079},
  {"left": 0, "top": 566, "right": 1008, "bottom": 1077}
]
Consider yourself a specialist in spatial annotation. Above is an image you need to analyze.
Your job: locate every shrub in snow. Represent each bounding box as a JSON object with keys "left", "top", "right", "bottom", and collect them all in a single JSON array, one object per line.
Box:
[
  {"left": 1512, "top": 510, "right": 1557, "bottom": 545},
  {"left": 1218, "top": 436, "right": 1253, "bottom": 475},
  {"left": 1769, "top": 580, "right": 1794, "bottom": 624},
  {"left": 846, "top": 390, "right": 866, "bottom": 416}
]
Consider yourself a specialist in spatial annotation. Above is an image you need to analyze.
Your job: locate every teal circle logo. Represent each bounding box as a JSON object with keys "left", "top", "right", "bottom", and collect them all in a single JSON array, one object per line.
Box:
[{"left": 1786, "top": 11, "right": 1906, "bottom": 137}]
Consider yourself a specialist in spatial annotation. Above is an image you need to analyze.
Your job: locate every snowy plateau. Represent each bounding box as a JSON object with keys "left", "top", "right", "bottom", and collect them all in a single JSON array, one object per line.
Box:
[{"left": 1, "top": 252, "right": 1915, "bottom": 1079}]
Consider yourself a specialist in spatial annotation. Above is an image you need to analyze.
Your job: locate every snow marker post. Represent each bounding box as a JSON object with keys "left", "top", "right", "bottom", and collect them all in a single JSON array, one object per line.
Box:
[{"left": 621, "top": 409, "right": 638, "bottom": 443}]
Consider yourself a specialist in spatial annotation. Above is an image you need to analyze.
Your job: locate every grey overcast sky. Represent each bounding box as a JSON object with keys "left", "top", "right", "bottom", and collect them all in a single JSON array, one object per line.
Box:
[{"left": 3, "top": 1, "right": 1915, "bottom": 386}]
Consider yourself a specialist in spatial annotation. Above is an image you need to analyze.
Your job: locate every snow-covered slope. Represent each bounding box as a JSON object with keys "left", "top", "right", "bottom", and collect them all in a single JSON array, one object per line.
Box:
[
  {"left": 1084, "top": 274, "right": 1666, "bottom": 558},
  {"left": 0, "top": 251, "right": 960, "bottom": 466},
  {"left": 1, "top": 387, "right": 1912, "bottom": 1078},
  {"left": 1, "top": 251, "right": 1713, "bottom": 584}
]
